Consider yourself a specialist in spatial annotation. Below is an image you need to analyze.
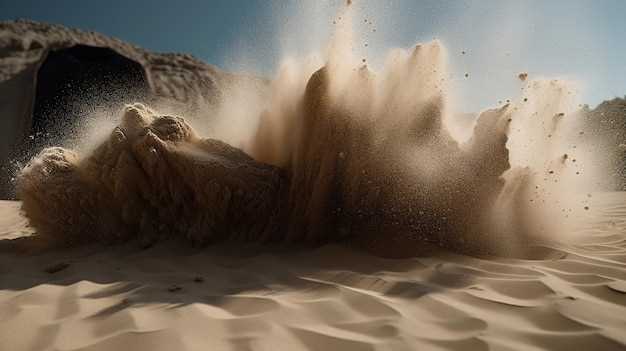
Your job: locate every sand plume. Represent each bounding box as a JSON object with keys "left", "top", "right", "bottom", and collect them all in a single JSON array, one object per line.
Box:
[
  {"left": 16, "top": 5, "right": 601, "bottom": 257},
  {"left": 17, "top": 65, "right": 550, "bottom": 257}
]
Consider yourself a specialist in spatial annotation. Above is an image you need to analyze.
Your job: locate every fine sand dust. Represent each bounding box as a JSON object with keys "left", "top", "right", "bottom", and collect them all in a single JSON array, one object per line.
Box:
[{"left": 1, "top": 193, "right": 625, "bottom": 351}]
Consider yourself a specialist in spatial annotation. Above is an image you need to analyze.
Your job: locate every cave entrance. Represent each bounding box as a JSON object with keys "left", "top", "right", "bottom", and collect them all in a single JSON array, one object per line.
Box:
[{"left": 29, "top": 44, "right": 149, "bottom": 151}]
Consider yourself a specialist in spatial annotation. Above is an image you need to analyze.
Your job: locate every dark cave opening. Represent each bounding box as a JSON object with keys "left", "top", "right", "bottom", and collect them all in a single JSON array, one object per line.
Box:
[{"left": 30, "top": 44, "right": 149, "bottom": 149}]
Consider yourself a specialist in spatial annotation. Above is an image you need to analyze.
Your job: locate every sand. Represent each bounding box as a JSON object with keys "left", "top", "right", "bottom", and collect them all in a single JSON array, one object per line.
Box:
[
  {"left": 2, "top": 5, "right": 625, "bottom": 350},
  {"left": 1, "top": 192, "right": 625, "bottom": 351}
]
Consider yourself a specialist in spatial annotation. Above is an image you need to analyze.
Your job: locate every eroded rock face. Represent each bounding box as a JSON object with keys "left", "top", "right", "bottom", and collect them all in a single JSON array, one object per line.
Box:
[
  {"left": 0, "top": 20, "right": 228, "bottom": 106},
  {"left": 17, "top": 104, "right": 288, "bottom": 247}
]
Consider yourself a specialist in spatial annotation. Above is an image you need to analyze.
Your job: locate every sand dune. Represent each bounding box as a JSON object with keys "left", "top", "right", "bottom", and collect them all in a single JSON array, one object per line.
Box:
[{"left": 1, "top": 193, "right": 625, "bottom": 351}]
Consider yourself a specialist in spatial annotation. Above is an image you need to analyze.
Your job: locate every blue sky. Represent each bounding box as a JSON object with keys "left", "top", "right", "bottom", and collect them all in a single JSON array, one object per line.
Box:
[{"left": 1, "top": 0, "right": 625, "bottom": 111}]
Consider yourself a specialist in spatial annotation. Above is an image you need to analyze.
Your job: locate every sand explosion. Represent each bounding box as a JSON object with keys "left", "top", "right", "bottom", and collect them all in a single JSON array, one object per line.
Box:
[{"left": 16, "top": 5, "right": 598, "bottom": 257}]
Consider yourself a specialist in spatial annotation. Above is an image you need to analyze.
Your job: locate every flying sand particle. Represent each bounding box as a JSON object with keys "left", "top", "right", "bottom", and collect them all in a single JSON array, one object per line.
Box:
[
  {"left": 44, "top": 262, "right": 70, "bottom": 274},
  {"left": 168, "top": 285, "right": 183, "bottom": 292}
]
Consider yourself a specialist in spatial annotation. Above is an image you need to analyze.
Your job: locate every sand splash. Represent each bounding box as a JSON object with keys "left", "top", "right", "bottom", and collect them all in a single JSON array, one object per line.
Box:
[{"left": 16, "top": 4, "right": 599, "bottom": 257}]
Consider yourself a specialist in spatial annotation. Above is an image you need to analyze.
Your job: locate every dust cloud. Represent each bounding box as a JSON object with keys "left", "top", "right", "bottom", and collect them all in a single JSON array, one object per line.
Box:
[{"left": 17, "top": 3, "right": 602, "bottom": 257}]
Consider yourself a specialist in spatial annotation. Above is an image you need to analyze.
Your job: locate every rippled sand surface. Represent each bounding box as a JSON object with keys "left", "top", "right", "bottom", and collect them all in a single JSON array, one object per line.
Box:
[{"left": 1, "top": 193, "right": 625, "bottom": 351}]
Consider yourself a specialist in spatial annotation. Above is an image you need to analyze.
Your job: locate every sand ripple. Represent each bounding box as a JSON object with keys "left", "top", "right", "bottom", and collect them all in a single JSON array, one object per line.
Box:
[{"left": 1, "top": 193, "right": 626, "bottom": 350}]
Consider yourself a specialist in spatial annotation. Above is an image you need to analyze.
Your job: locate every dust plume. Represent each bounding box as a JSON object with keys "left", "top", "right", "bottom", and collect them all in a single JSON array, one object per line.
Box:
[{"left": 16, "top": 3, "right": 602, "bottom": 257}]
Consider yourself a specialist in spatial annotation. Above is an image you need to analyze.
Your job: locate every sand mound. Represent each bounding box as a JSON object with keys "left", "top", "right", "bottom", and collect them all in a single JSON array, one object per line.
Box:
[{"left": 17, "top": 104, "right": 288, "bottom": 247}]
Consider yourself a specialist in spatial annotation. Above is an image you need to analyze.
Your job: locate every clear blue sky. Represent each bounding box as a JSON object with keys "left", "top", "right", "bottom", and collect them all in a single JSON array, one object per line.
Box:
[{"left": 1, "top": 0, "right": 625, "bottom": 111}]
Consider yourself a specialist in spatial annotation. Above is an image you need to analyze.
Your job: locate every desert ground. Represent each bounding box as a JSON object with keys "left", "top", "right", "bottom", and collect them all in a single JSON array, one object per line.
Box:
[{"left": 1, "top": 192, "right": 625, "bottom": 351}]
